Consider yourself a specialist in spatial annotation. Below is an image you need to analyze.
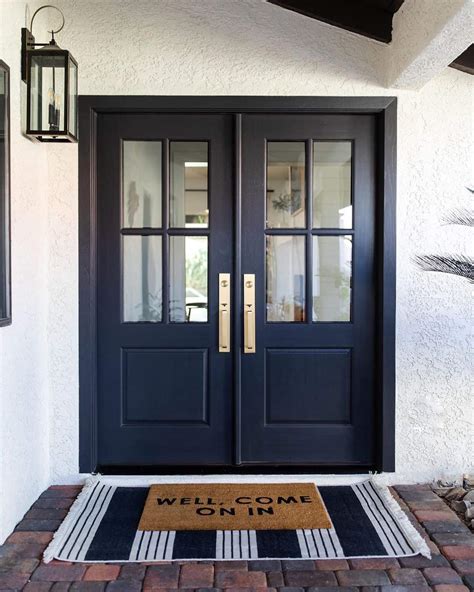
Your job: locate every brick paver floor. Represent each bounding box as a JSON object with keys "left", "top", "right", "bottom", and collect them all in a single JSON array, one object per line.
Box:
[{"left": 0, "top": 483, "right": 473, "bottom": 591}]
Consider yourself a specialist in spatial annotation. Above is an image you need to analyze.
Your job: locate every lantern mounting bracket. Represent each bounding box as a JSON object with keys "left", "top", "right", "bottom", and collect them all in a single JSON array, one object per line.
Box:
[
  {"left": 21, "top": 28, "right": 35, "bottom": 82},
  {"left": 21, "top": 4, "right": 66, "bottom": 82}
]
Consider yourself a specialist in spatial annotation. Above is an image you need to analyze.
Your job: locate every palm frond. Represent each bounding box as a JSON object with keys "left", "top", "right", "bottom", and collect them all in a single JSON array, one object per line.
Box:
[
  {"left": 414, "top": 254, "right": 474, "bottom": 283},
  {"left": 441, "top": 208, "right": 474, "bottom": 227}
]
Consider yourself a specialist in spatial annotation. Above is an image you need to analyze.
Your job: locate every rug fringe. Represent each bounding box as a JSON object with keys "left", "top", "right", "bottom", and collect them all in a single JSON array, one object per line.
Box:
[
  {"left": 43, "top": 475, "right": 101, "bottom": 563},
  {"left": 370, "top": 477, "right": 431, "bottom": 559}
]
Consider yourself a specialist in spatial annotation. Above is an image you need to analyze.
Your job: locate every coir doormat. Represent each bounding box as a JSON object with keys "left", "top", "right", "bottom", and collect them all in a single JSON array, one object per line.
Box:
[
  {"left": 44, "top": 478, "right": 430, "bottom": 563},
  {"left": 139, "top": 484, "right": 331, "bottom": 531}
]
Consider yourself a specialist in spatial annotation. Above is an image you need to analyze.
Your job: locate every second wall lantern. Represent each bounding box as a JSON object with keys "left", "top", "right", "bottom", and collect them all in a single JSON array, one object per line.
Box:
[{"left": 21, "top": 5, "right": 78, "bottom": 142}]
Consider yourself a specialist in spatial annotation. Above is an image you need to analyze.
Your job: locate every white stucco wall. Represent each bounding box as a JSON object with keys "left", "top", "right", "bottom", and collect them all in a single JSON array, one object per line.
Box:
[
  {"left": 0, "top": 0, "right": 51, "bottom": 543},
  {"left": 0, "top": 0, "right": 472, "bottom": 542}
]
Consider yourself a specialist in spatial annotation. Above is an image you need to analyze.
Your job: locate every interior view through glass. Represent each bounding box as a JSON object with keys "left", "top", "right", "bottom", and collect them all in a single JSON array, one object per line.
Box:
[{"left": 122, "top": 140, "right": 209, "bottom": 324}]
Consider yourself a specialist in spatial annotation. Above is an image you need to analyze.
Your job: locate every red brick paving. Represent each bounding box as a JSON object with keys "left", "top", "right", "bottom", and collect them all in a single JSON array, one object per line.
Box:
[
  {"left": 441, "top": 546, "right": 474, "bottom": 560},
  {"left": 388, "top": 567, "right": 428, "bottom": 584},
  {"left": 6, "top": 532, "right": 54, "bottom": 545},
  {"left": 423, "top": 567, "right": 464, "bottom": 585},
  {"left": 348, "top": 557, "right": 400, "bottom": 569},
  {"left": 431, "top": 586, "right": 471, "bottom": 592},
  {"left": 143, "top": 563, "right": 180, "bottom": 589},
  {"left": 266, "top": 570, "right": 284, "bottom": 586},
  {"left": 178, "top": 563, "right": 214, "bottom": 588},
  {"left": 83, "top": 565, "right": 121, "bottom": 581},
  {"left": 0, "top": 484, "right": 472, "bottom": 591},
  {"left": 452, "top": 559, "right": 474, "bottom": 574},
  {"left": 415, "top": 511, "right": 460, "bottom": 523},
  {"left": 214, "top": 569, "right": 267, "bottom": 587},
  {"left": 284, "top": 570, "right": 338, "bottom": 586},
  {"left": 335, "top": 569, "right": 391, "bottom": 586},
  {"left": 314, "top": 559, "right": 349, "bottom": 570}
]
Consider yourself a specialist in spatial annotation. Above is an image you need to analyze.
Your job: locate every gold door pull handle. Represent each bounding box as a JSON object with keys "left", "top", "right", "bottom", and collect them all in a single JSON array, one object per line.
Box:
[
  {"left": 245, "top": 309, "right": 255, "bottom": 352},
  {"left": 219, "top": 273, "right": 231, "bottom": 353},
  {"left": 243, "top": 274, "right": 256, "bottom": 354},
  {"left": 219, "top": 309, "right": 229, "bottom": 351}
]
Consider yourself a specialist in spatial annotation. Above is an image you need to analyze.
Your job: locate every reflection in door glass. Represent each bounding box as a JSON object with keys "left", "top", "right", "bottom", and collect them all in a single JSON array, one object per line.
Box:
[
  {"left": 266, "top": 235, "right": 305, "bottom": 322},
  {"left": 267, "top": 142, "right": 305, "bottom": 229},
  {"left": 313, "top": 236, "right": 352, "bottom": 321},
  {"left": 170, "top": 142, "right": 208, "bottom": 228},
  {"left": 170, "top": 236, "right": 208, "bottom": 322},
  {"left": 313, "top": 142, "right": 352, "bottom": 229},
  {"left": 123, "top": 236, "right": 162, "bottom": 322},
  {"left": 123, "top": 141, "right": 162, "bottom": 228}
]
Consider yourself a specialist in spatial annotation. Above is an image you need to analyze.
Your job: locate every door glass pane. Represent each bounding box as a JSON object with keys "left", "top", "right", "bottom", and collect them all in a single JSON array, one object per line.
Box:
[
  {"left": 170, "top": 142, "right": 208, "bottom": 228},
  {"left": 266, "top": 235, "right": 305, "bottom": 322},
  {"left": 313, "top": 142, "right": 352, "bottom": 228},
  {"left": 123, "top": 235, "right": 162, "bottom": 322},
  {"left": 123, "top": 141, "right": 162, "bottom": 228},
  {"left": 267, "top": 142, "right": 305, "bottom": 229},
  {"left": 312, "top": 236, "right": 352, "bottom": 321},
  {"left": 170, "top": 236, "right": 208, "bottom": 322}
]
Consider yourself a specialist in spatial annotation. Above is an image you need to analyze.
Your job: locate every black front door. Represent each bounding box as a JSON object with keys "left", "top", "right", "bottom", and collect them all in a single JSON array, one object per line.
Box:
[
  {"left": 97, "top": 114, "right": 234, "bottom": 466},
  {"left": 95, "top": 111, "right": 376, "bottom": 469},
  {"left": 240, "top": 115, "right": 375, "bottom": 466}
]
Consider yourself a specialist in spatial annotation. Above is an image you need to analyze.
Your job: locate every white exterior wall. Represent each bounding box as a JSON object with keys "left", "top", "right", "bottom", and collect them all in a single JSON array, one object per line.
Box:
[
  {"left": 0, "top": 0, "right": 51, "bottom": 543},
  {"left": 0, "top": 0, "right": 472, "bottom": 543}
]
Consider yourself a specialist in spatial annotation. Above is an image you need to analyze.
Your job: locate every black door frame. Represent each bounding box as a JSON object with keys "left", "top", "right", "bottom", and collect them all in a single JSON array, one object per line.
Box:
[{"left": 79, "top": 96, "right": 397, "bottom": 474}]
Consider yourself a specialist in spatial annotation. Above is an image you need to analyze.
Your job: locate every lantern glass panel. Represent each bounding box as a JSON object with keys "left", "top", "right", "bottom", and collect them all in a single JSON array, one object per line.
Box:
[
  {"left": 68, "top": 57, "right": 77, "bottom": 137},
  {"left": 29, "top": 53, "right": 66, "bottom": 133}
]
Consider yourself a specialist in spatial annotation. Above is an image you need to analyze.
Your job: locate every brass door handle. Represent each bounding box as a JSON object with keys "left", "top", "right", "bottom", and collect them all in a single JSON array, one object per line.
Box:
[
  {"left": 243, "top": 274, "right": 256, "bottom": 353},
  {"left": 219, "top": 273, "right": 231, "bottom": 353},
  {"left": 245, "top": 309, "right": 255, "bottom": 352},
  {"left": 219, "top": 309, "right": 229, "bottom": 351}
]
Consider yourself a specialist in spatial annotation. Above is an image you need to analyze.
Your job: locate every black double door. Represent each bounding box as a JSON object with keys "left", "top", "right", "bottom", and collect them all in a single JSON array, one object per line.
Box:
[{"left": 96, "top": 112, "right": 376, "bottom": 469}]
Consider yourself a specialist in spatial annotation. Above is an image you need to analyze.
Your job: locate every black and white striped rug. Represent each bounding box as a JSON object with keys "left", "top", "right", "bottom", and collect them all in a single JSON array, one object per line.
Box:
[{"left": 44, "top": 478, "right": 430, "bottom": 563}]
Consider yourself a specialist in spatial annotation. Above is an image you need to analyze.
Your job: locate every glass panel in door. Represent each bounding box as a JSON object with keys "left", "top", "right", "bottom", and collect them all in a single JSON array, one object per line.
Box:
[
  {"left": 170, "top": 141, "right": 209, "bottom": 228},
  {"left": 313, "top": 141, "right": 352, "bottom": 229},
  {"left": 312, "top": 235, "right": 352, "bottom": 321},
  {"left": 122, "top": 141, "right": 162, "bottom": 228},
  {"left": 169, "top": 236, "right": 208, "bottom": 323},
  {"left": 266, "top": 235, "right": 305, "bottom": 322},
  {"left": 123, "top": 235, "right": 162, "bottom": 322},
  {"left": 266, "top": 142, "right": 306, "bottom": 229}
]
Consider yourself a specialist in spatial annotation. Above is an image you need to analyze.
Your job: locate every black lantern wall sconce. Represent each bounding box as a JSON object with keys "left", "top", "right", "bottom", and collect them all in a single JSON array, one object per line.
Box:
[{"left": 21, "top": 5, "right": 78, "bottom": 142}]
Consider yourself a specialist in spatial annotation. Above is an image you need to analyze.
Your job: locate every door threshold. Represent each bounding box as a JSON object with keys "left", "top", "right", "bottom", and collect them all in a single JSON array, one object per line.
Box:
[{"left": 98, "top": 465, "right": 375, "bottom": 475}]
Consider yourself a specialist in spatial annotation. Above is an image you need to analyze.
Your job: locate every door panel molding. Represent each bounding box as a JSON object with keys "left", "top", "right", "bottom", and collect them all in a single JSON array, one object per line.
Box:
[
  {"left": 264, "top": 348, "right": 352, "bottom": 426},
  {"left": 79, "top": 96, "right": 396, "bottom": 473},
  {"left": 121, "top": 347, "right": 209, "bottom": 426}
]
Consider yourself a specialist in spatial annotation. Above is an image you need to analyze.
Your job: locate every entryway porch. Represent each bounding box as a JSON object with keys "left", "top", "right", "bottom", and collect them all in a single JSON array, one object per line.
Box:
[{"left": 1, "top": 483, "right": 472, "bottom": 591}]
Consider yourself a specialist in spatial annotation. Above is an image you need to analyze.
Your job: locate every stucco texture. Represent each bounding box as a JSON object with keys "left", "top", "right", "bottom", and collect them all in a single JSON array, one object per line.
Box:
[
  {"left": 0, "top": 0, "right": 472, "bottom": 542},
  {"left": 0, "top": 0, "right": 51, "bottom": 543}
]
